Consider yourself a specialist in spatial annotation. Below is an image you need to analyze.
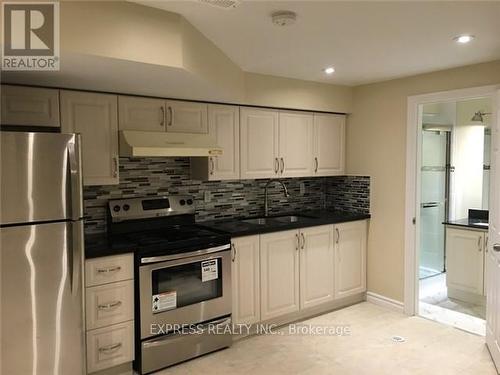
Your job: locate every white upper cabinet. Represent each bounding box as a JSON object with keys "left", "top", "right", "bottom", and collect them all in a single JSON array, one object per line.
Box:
[
  {"left": 446, "top": 228, "right": 485, "bottom": 296},
  {"left": 165, "top": 100, "right": 208, "bottom": 133},
  {"left": 191, "top": 104, "right": 240, "bottom": 181},
  {"left": 313, "top": 113, "right": 345, "bottom": 176},
  {"left": 278, "top": 111, "right": 314, "bottom": 178},
  {"left": 260, "top": 229, "right": 300, "bottom": 320},
  {"left": 334, "top": 220, "right": 367, "bottom": 299},
  {"left": 299, "top": 225, "right": 335, "bottom": 309},
  {"left": 240, "top": 107, "right": 279, "bottom": 179},
  {"left": 118, "top": 96, "right": 165, "bottom": 132},
  {"left": 231, "top": 235, "right": 260, "bottom": 325},
  {"left": 1, "top": 85, "right": 60, "bottom": 127},
  {"left": 60, "top": 90, "right": 119, "bottom": 186}
]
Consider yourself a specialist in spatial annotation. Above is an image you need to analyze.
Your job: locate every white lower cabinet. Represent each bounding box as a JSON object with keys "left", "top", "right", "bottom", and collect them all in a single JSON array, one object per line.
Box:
[
  {"left": 231, "top": 235, "right": 260, "bottom": 325},
  {"left": 300, "top": 225, "right": 335, "bottom": 309},
  {"left": 86, "top": 321, "right": 134, "bottom": 374},
  {"left": 334, "top": 220, "right": 367, "bottom": 299},
  {"left": 260, "top": 230, "right": 300, "bottom": 320},
  {"left": 445, "top": 227, "right": 486, "bottom": 297},
  {"left": 85, "top": 254, "right": 134, "bottom": 374},
  {"left": 232, "top": 221, "right": 368, "bottom": 326}
]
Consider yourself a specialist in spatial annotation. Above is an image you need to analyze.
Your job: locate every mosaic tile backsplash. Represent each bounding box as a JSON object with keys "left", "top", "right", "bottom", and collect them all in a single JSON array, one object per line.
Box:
[{"left": 83, "top": 157, "right": 370, "bottom": 234}]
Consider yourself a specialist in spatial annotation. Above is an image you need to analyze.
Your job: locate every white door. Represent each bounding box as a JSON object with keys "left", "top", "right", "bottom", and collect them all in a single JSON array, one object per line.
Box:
[
  {"left": 231, "top": 235, "right": 260, "bottom": 325},
  {"left": 1, "top": 85, "right": 60, "bottom": 127},
  {"left": 209, "top": 104, "right": 240, "bottom": 180},
  {"left": 165, "top": 100, "right": 208, "bottom": 133},
  {"left": 240, "top": 108, "right": 279, "bottom": 179},
  {"left": 279, "top": 111, "right": 313, "bottom": 177},
  {"left": 118, "top": 96, "right": 165, "bottom": 132},
  {"left": 60, "top": 90, "right": 119, "bottom": 186},
  {"left": 299, "top": 225, "right": 335, "bottom": 309},
  {"left": 445, "top": 228, "right": 484, "bottom": 296},
  {"left": 486, "top": 89, "right": 500, "bottom": 369},
  {"left": 260, "top": 230, "right": 300, "bottom": 320},
  {"left": 334, "top": 220, "right": 367, "bottom": 299},
  {"left": 313, "top": 113, "right": 345, "bottom": 176}
]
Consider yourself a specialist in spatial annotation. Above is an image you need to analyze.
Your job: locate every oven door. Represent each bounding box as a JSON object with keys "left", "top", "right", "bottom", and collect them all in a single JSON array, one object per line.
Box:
[{"left": 139, "top": 246, "right": 231, "bottom": 339}]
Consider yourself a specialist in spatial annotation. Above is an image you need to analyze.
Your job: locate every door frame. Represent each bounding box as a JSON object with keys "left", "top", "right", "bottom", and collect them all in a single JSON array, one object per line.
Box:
[{"left": 404, "top": 84, "right": 499, "bottom": 315}]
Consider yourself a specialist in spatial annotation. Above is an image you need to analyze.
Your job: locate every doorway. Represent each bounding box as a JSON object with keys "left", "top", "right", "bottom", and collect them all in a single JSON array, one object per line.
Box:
[
  {"left": 404, "top": 85, "right": 498, "bottom": 336},
  {"left": 417, "top": 98, "right": 492, "bottom": 335}
]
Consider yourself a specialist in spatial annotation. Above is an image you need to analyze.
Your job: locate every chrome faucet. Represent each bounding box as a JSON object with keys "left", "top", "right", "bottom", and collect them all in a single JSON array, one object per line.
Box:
[{"left": 264, "top": 179, "right": 290, "bottom": 217}]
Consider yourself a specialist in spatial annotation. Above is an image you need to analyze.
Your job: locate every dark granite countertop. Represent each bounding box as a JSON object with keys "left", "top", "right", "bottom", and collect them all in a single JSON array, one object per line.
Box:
[
  {"left": 85, "top": 210, "right": 371, "bottom": 258},
  {"left": 443, "top": 218, "right": 489, "bottom": 230},
  {"left": 85, "top": 233, "right": 137, "bottom": 259},
  {"left": 199, "top": 210, "right": 371, "bottom": 237}
]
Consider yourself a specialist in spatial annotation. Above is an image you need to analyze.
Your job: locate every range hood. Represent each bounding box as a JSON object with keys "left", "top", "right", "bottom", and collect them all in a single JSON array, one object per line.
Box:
[{"left": 119, "top": 130, "right": 223, "bottom": 157}]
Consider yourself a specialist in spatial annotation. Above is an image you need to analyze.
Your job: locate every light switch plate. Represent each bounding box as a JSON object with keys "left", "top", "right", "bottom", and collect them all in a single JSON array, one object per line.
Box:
[
  {"left": 299, "top": 182, "right": 306, "bottom": 196},
  {"left": 204, "top": 191, "right": 211, "bottom": 203}
]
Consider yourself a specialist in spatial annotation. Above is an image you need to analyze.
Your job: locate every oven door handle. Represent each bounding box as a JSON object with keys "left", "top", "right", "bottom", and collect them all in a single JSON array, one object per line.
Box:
[
  {"left": 141, "top": 244, "right": 231, "bottom": 264},
  {"left": 142, "top": 316, "right": 232, "bottom": 348}
]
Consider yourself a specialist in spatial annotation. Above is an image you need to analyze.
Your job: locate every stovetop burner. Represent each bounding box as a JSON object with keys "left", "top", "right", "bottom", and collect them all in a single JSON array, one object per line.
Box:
[{"left": 106, "top": 196, "right": 230, "bottom": 258}]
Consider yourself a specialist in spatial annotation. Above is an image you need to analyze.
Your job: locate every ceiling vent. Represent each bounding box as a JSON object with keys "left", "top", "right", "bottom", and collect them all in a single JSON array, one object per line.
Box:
[
  {"left": 198, "top": 0, "right": 241, "bottom": 9},
  {"left": 271, "top": 11, "right": 297, "bottom": 27}
]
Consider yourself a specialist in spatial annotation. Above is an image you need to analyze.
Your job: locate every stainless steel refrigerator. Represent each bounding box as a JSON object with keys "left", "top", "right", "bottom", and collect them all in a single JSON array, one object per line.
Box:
[{"left": 1, "top": 132, "right": 85, "bottom": 375}]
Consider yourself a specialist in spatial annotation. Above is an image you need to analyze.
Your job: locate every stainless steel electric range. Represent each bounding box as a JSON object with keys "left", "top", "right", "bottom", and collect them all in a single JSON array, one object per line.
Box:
[{"left": 107, "top": 196, "right": 232, "bottom": 374}]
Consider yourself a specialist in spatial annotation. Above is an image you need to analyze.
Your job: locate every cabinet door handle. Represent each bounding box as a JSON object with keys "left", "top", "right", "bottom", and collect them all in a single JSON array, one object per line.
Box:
[
  {"left": 485, "top": 235, "right": 489, "bottom": 252},
  {"left": 98, "top": 343, "right": 122, "bottom": 353},
  {"left": 295, "top": 233, "right": 300, "bottom": 251},
  {"left": 98, "top": 301, "right": 122, "bottom": 311},
  {"left": 336, "top": 228, "right": 340, "bottom": 244},
  {"left": 314, "top": 157, "right": 318, "bottom": 173},
  {"left": 493, "top": 244, "right": 500, "bottom": 252},
  {"left": 280, "top": 157, "right": 284, "bottom": 174},
  {"left": 300, "top": 233, "right": 305, "bottom": 249},
  {"left": 112, "top": 157, "right": 119, "bottom": 178},
  {"left": 96, "top": 266, "right": 121, "bottom": 275},
  {"left": 274, "top": 158, "right": 279, "bottom": 174},
  {"left": 478, "top": 236, "right": 482, "bottom": 252},
  {"left": 209, "top": 157, "right": 215, "bottom": 175},
  {"left": 160, "top": 106, "right": 165, "bottom": 127},
  {"left": 167, "top": 106, "right": 173, "bottom": 126},
  {"left": 231, "top": 243, "right": 236, "bottom": 262}
]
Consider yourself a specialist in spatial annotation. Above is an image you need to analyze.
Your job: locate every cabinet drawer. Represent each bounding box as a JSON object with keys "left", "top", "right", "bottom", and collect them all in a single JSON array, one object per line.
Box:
[
  {"left": 86, "top": 280, "right": 134, "bottom": 330},
  {"left": 86, "top": 321, "right": 134, "bottom": 374},
  {"left": 85, "top": 254, "right": 133, "bottom": 287}
]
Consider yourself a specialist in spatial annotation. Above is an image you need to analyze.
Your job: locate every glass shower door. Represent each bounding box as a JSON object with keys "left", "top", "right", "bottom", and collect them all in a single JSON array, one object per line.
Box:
[{"left": 420, "top": 130, "right": 448, "bottom": 279}]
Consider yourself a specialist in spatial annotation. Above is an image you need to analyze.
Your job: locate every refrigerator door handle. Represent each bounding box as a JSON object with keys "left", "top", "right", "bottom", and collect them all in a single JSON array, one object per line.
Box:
[
  {"left": 70, "top": 221, "right": 84, "bottom": 295},
  {"left": 68, "top": 134, "right": 83, "bottom": 220}
]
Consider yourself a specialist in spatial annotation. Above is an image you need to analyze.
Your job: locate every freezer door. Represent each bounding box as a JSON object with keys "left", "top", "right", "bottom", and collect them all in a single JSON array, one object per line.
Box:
[
  {"left": 1, "top": 220, "right": 85, "bottom": 375},
  {"left": 0, "top": 131, "right": 83, "bottom": 224}
]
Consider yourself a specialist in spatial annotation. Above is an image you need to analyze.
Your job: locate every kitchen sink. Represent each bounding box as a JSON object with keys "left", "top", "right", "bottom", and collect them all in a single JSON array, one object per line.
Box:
[
  {"left": 273, "top": 215, "right": 311, "bottom": 223},
  {"left": 241, "top": 218, "right": 272, "bottom": 225}
]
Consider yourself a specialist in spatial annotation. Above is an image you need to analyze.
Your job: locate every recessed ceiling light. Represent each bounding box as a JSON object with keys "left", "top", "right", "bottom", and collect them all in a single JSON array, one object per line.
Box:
[
  {"left": 324, "top": 67, "right": 335, "bottom": 75},
  {"left": 454, "top": 34, "right": 475, "bottom": 44}
]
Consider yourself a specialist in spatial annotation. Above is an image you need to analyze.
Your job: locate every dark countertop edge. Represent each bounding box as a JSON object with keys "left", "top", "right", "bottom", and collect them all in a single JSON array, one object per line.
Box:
[
  {"left": 84, "top": 211, "right": 371, "bottom": 259},
  {"left": 443, "top": 219, "right": 488, "bottom": 231},
  {"left": 198, "top": 212, "right": 371, "bottom": 238}
]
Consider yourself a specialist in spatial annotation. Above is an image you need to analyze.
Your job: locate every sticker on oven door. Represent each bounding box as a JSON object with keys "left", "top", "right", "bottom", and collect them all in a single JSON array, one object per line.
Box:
[
  {"left": 201, "top": 260, "right": 218, "bottom": 282},
  {"left": 152, "top": 291, "right": 176, "bottom": 313}
]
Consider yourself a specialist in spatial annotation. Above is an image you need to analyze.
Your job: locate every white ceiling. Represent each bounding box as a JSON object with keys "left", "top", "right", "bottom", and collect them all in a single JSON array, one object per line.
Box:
[{"left": 134, "top": 0, "right": 500, "bottom": 86}]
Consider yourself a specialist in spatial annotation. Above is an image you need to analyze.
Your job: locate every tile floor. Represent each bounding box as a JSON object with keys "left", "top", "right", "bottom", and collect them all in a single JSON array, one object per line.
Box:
[
  {"left": 154, "top": 302, "right": 497, "bottom": 375},
  {"left": 419, "top": 273, "right": 486, "bottom": 335}
]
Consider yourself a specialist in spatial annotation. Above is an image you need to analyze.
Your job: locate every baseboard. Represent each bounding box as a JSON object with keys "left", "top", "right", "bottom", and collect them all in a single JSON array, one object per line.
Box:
[{"left": 366, "top": 291, "right": 404, "bottom": 313}]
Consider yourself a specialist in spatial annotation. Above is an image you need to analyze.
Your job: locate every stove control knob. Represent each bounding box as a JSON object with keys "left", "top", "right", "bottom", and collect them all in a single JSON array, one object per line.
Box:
[
  {"left": 187, "top": 199, "right": 193, "bottom": 205},
  {"left": 179, "top": 199, "right": 186, "bottom": 206},
  {"left": 113, "top": 205, "right": 121, "bottom": 212},
  {"left": 123, "top": 204, "right": 130, "bottom": 211}
]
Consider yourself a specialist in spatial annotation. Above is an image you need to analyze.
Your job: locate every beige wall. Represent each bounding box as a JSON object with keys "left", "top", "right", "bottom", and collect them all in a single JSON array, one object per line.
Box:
[
  {"left": 347, "top": 60, "right": 500, "bottom": 302},
  {"left": 244, "top": 72, "right": 352, "bottom": 113}
]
